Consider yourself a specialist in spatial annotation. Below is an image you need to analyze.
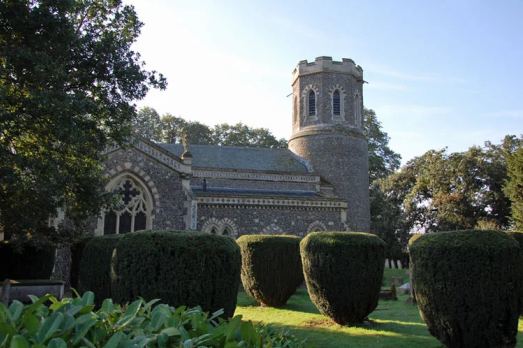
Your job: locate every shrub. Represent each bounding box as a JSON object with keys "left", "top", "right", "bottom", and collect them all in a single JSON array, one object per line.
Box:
[
  {"left": 111, "top": 231, "right": 241, "bottom": 318},
  {"left": 409, "top": 230, "right": 523, "bottom": 348},
  {"left": 78, "top": 234, "right": 123, "bottom": 304},
  {"left": 237, "top": 235, "right": 303, "bottom": 307},
  {"left": 69, "top": 236, "right": 94, "bottom": 290},
  {"left": 0, "top": 242, "right": 55, "bottom": 280},
  {"left": 300, "top": 232, "right": 386, "bottom": 325},
  {"left": 0, "top": 292, "right": 305, "bottom": 348}
]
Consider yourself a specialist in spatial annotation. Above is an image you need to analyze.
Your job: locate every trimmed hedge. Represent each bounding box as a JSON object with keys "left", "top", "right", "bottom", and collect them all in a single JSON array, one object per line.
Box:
[
  {"left": 409, "top": 230, "right": 523, "bottom": 348},
  {"left": 111, "top": 231, "right": 241, "bottom": 318},
  {"left": 78, "top": 234, "right": 124, "bottom": 305},
  {"left": 0, "top": 242, "right": 55, "bottom": 280},
  {"left": 69, "top": 236, "right": 94, "bottom": 290},
  {"left": 300, "top": 232, "right": 386, "bottom": 325},
  {"left": 237, "top": 235, "right": 303, "bottom": 307}
]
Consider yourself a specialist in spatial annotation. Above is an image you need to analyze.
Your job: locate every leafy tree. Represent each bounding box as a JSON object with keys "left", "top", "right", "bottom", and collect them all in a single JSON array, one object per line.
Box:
[
  {"left": 380, "top": 143, "right": 512, "bottom": 233},
  {"left": 0, "top": 0, "right": 166, "bottom": 246},
  {"left": 363, "top": 108, "right": 402, "bottom": 182},
  {"left": 160, "top": 114, "right": 186, "bottom": 144},
  {"left": 502, "top": 135, "right": 523, "bottom": 229},
  {"left": 362, "top": 108, "right": 405, "bottom": 260},
  {"left": 212, "top": 122, "right": 287, "bottom": 148},
  {"left": 133, "top": 107, "right": 162, "bottom": 142}
]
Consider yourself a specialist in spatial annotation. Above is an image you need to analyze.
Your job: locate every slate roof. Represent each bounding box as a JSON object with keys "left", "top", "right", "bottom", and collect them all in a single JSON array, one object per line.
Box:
[{"left": 157, "top": 144, "right": 310, "bottom": 173}]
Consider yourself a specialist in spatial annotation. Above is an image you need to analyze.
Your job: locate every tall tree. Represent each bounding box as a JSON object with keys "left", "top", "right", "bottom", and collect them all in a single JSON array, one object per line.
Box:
[
  {"left": 0, "top": 0, "right": 166, "bottom": 245},
  {"left": 133, "top": 107, "right": 162, "bottom": 142},
  {"left": 363, "top": 108, "right": 402, "bottom": 182},
  {"left": 380, "top": 143, "right": 512, "bottom": 233},
  {"left": 212, "top": 122, "right": 287, "bottom": 148},
  {"left": 502, "top": 135, "right": 523, "bottom": 229},
  {"left": 363, "top": 108, "right": 405, "bottom": 258}
]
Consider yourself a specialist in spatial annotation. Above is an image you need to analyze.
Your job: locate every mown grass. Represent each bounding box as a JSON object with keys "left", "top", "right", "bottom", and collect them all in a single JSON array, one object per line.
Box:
[{"left": 235, "top": 268, "right": 523, "bottom": 348}]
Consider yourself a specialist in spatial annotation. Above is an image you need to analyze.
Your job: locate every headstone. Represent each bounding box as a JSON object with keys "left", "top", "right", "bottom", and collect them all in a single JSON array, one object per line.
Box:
[{"left": 391, "top": 276, "right": 404, "bottom": 287}]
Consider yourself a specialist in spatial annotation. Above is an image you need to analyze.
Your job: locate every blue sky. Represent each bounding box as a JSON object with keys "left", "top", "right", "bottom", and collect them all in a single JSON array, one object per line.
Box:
[{"left": 126, "top": 0, "right": 523, "bottom": 164}]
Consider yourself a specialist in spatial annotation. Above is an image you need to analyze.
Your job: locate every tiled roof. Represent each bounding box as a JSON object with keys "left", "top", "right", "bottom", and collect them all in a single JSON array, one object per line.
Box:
[{"left": 157, "top": 144, "right": 309, "bottom": 173}]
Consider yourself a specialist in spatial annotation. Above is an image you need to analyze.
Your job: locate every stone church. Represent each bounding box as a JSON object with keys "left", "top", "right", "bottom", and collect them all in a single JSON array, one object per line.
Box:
[{"left": 95, "top": 56, "right": 370, "bottom": 238}]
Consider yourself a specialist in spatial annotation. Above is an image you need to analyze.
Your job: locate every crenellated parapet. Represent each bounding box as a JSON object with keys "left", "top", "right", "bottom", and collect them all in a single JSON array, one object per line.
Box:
[{"left": 292, "top": 56, "right": 363, "bottom": 85}]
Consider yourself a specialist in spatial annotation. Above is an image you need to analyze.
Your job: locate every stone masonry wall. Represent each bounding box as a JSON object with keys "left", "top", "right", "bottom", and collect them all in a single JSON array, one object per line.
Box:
[
  {"left": 197, "top": 205, "right": 345, "bottom": 237},
  {"left": 104, "top": 149, "right": 186, "bottom": 231}
]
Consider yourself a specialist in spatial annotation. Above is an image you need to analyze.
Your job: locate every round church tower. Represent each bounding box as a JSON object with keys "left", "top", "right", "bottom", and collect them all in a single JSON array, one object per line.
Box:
[{"left": 288, "top": 56, "right": 370, "bottom": 232}]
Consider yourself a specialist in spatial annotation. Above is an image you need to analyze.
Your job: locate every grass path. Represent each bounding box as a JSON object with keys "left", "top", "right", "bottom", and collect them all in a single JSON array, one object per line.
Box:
[{"left": 234, "top": 268, "right": 523, "bottom": 348}]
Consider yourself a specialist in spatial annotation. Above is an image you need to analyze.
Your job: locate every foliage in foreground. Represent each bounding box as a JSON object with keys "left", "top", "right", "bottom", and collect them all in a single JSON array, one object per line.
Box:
[
  {"left": 0, "top": 292, "right": 305, "bottom": 348},
  {"left": 111, "top": 231, "right": 241, "bottom": 318},
  {"left": 237, "top": 235, "right": 303, "bottom": 307},
  {"left": 300, "top": 232, "right": 386, "bottom": 325},
  {"left": 410, "top": 230, "right": 523, "bottom": 348}
]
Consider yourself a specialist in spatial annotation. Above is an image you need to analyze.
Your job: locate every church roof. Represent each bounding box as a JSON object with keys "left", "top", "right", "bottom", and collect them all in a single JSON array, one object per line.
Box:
[{"left": 157, "top": 144, "right": 310, "bottom": 174}]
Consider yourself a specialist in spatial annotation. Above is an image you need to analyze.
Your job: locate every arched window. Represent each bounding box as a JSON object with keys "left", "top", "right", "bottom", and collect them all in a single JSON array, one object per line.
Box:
[
  {"left": 102, "top": 176, "right": 152, "bottom": 235},
  {"left": 210, "top": 227, "right": 218, "bottom": 234},
  {"left": 308, "top": 90, "right": 316, "bottom": 116},
  {"left": 333, "top": 90, "right": 341, "bottom": 116}
]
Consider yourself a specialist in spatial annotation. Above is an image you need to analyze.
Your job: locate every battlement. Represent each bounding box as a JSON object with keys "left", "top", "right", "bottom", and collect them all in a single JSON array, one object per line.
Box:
[{"left": 292, "top": 56, "right": 363, "bottom": 84}]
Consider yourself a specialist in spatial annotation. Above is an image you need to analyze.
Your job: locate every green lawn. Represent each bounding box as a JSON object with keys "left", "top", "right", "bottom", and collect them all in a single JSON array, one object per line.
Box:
[{"left": 234, "top": 268, "right": 523, "bottom": 348}]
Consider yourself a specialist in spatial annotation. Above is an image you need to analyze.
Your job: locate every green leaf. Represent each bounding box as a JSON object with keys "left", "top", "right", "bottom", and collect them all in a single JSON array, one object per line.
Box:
[
  {"left": 23, "top": 314, "right": 39, "bottom": 334},
  {"left": 81, "top": 292, "right": 95, "bottom": 306},
  {"left": 72, "top": 315, "right": 98, "bottom": 345},
  {"left": 104, "top": 331, "right": 124, "bottom": 348},
  {"left": 35, "top": 312, "right": 64, "bottom": 344},
  {"left": 47, "top": 338, "right": 67, "bottom": 348},
  {"left": 225, "top": 316, "right": 242, "bottom": 341},
  {"left": 0, "top": 322, "right": 15, "bottom": 336},
  {"left": 160, "top": 327, "right": 181, "bottom": 337},
  {"left": 10, "top": 335, "right": 29, "bottom": 348},
  {"left": 8, "top": 302, "right": 24, "bottom": 322},
  {"left": 60, "top": 314, "right": 75, "bottom": 332},
  {"left": 151, "top": 311, "right": 166, "bottom": 331},
  {"left": 101, "top": 299, "right": 113, "bottom": 313},
  {"left": 124, "top": 300, "right": 142, "bottom": 317},
  {"left": 78, "top": 305, "right": 95, "bottom": 315}
]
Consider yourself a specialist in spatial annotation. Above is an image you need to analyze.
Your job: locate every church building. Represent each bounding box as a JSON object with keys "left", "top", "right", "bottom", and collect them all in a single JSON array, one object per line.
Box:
[{"left": 94, "top": 56, "right": 370, "bottom": 237}]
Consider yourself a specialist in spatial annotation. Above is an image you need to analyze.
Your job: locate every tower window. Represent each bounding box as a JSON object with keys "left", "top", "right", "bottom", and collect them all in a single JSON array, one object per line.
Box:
[
  {"left": 308, "top": 90, "right": 316, "bottom": 116},
  {"left": 333, "top": 90, "right": 340, "bottom": 116}
]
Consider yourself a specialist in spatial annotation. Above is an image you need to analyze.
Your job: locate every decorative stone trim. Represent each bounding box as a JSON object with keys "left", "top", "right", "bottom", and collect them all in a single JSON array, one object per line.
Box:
[
  {"left": 107, "top": 162, "right": 160, "bottom": 213},
  {"left": 328, "top": 84, "right": 347, "bottom": 121},
  {"left": 202, "top": 218, "right": 221, "bottom": 234},
  {"left": 262, "top": 223, "right": 285, "bottom": 235},
  {"left": 201, "top": 217, "right": 238, "bottom": 238},
  {"left": 101, "top": 137, "right": 190, "bottom": 174},
  {"left": 219, "top": 218, "right": 238, "bottom": 237},
  {"left": 192, "top": 170, "right": 319, "bottom": 183},
  {"left": 307, "top": 221, "right": 327, "bottom": 234},
  {"left": 197, "top": 197, "right": 346, "bottom": 210},
  {"left": 301, "top": 84, "right": 320, "bottom": 123}
]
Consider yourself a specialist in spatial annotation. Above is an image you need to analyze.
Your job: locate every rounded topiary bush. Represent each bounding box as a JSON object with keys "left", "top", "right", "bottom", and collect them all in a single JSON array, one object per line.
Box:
[
  {"left": 111, "top": 231, "right": 241, "bottom": 318},
  {"left": 0, "top": 242, "right": 55, "bottom": 280},
  {"left": 237, "top": 235, "right": 303, "bottom": 307},
  {"left": 409, "top": 230, "right": 523, "bottom": 348},
  {"left": 300, "top": 232, "right": 386, "bottom": 325},
  {"left": 78, "top": 234, "right": 124, "bottom": 304}
]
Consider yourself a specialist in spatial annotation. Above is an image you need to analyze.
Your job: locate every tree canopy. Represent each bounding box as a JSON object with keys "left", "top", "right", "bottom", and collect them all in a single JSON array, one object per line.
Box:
[
  {"left": 502, "top": 135, "right": 523, "bottom": 229},
  {"left": 0, "top": 0, "right": 166, "bottom": 245},
  {"left": 134, "top": 108, "right": 287, "bottom": 148}
]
